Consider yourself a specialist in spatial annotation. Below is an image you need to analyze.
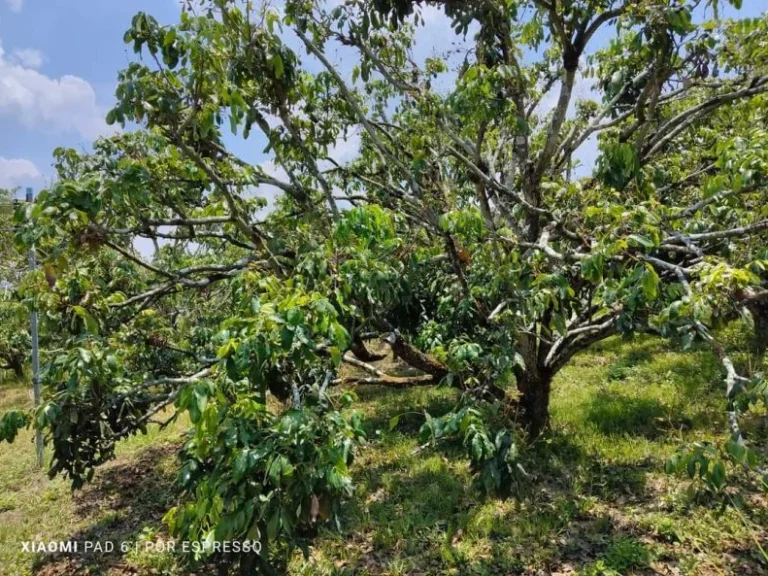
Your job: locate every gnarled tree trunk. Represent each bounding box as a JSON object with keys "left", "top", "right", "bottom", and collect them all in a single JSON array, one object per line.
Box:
[
  {"left": 513, "top": 333, "right": 554, "bottom": 436},
  {"left": 516, "top": 370, "right": 553, "bottom": 437},
  {"left": 349, "top": 336, "right": 387, "bottom": 362},
  {"left": 748, "top": 300, "right": 768, "bottom": 362},
  {"left": 2, "top": 356, "right": 24, "bottom": 379}
]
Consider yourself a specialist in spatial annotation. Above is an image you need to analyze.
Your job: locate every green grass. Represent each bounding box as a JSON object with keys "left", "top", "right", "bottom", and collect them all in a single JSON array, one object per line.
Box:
[
  {"left": 0, "top": 334, "right": 766, "bottom": 575},
  {"left": 291, "top": 335, "right": 767, "bottom": 576},
  {"left": 0, "top": 374, "right": 188, "bottom": 576}
]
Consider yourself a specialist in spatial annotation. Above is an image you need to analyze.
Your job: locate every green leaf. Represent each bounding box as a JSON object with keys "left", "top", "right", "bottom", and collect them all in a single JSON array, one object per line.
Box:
[
  {"left": 329, "top": 346, "right": 341, "bottom": 368},
  {"left": 271, "top": 54, "right": 284, "bottom": 79},
  {"left": 217, "top": 340, "right": 233, "bottom": 358},
  {"left": 725, "top": 436, "right": 747, "bottom": 464},
  {"left": 72, "top": 306, "right": 98, "bottom": 334},
  {"left": 163, "top": 28, "right": 177, "bottom": 47},
  {"left": 329, "top": 323, "right": 349, "bottom": 349},
  {"left": 471, "top": 433, "right": 483, "bottom": 462},
  {"left": 710, "top": 461, "right": 726, "bottom": 490},
  {"left": 628, "top": 234, "right": 655, "bottom": 249},
  {"left": 286, "top": 307, "right": 303, "bottom": 326},
  {"left": 552, "top": 313, "right": 567, "bottom": 337},
  {"left": 642, "top": 265, "right": 660, "bottom": 300},
  {"left": 0, "top": 410, "right": 29, "bottom": 443},
  {"left": 194, "top": 387, "right": 208, "bottom": 416},
  {"left": 266, "top": 510, "right": 280, "bottom": 540}
]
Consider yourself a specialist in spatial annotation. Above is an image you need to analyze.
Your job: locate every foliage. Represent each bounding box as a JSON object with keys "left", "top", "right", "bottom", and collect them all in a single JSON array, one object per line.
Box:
[
  {"left": 166, "top": 391, "right": 365, "bottom": 570},
  {"left": 0, "top": 297, "right": 29, "bottom": 378},
  {"left": 665, "top": 434, "right": 767, "bottom": 495},
  {"left": 0, "top": 188, "right": 30, "bottom": 378},
  {"left": 418, "top": 404, "right": 527, "bottom": 496},
  {"left": 0, "top": 410, "right": 28, "bottom": 443},
  {"left": 0, "top": 187, "right": 24, "bottom": 284},
  {"left": 3, "top": 0, "right": 768, "bottom": 572}
]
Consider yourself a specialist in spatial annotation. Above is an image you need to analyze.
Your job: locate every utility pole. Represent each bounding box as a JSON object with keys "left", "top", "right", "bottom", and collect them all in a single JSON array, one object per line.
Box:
[{"left": 26, "top": 187, "right": 43, "bottom": 468}]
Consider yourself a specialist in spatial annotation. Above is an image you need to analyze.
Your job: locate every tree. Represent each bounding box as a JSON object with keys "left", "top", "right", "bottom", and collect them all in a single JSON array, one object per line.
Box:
[
  {"left": 0, "top": 299, "right": 29, "bottom": 379},
  {"left": 0, "top": 188, "right": 30, "bottom": 379},
  {"left": 3, "top": 0, "right": 768, "bottom": 571}
]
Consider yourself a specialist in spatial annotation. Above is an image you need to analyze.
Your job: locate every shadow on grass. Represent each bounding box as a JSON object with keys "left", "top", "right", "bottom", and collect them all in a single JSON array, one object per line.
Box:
[
  {"left": 321, "top": 347, "right": 667, "bottom": 573},
  {"left": 31, "top": 442, "right": 180, "bottom": 576},
  {"left": 325, "top": 457, "right": 658, "bottom": 574},
  {"left": 531, "top": 431, "right": 654, "bottom": 504},
  {"left": 664, "top": 352, "right": 722, "bottom": 397},
  {"left": 584, "top": 390, "right": 681, "bottom": 439},
  {"left": 459, "top": 516, "right": 658, "bottom": 575},
  {"left": 0, "top": 371, "right": 23, "bottom": 388},
  {"left": 585, "top": 354, "right": 722, "bottom": 439},
  {"left": 308, "top": 338, "right": 763, "bottom": 573},
  {"left": 353, "top": 383, "right": 459, "bottom": 436},
  {"left": 315, "top": 458, "right": 471, "bottom": 573},
  {"left": 314, "top": 420, "right": 661, "bottom": 574}
]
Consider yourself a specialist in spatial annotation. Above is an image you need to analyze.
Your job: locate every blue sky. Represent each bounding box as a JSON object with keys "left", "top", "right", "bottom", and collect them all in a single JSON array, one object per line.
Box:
[
  {"left": 0, "top": 0, "right": 762, "bottom": 196},
  {"left": 0, "top": 0, "right": 181, "bottom": 193},
  {"left": 0, "top": 0, "right": 471, "bottom": 198}
]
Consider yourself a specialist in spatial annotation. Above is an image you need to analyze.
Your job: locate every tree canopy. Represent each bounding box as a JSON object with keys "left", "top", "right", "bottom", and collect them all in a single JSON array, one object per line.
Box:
[
  {"left": 3, "top": 0, "right": 768, "bottom": 572},
  {"left": 0, "top": 188, "right": 30, "bottom": 379}
]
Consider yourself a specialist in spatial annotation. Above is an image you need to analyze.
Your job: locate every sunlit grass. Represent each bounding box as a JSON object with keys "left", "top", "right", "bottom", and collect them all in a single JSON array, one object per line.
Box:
[
  {"left": 292, "top": 334, "right": 767, "bottom": 576},
  {"left": 0, "top": 332, "right": 766, "bottom": 575},
  {"left": 0, "top": 372, "right": 188, "bottom": 576}
]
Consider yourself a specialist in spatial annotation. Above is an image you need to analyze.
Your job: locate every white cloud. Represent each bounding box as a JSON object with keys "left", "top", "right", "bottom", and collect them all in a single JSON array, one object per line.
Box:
[
  {"left": 0, "top": 39, "right": 114, "bottom": 140},
  {"left": 10, "top": 48, "right": 44, "bottom": 69},
  {"left": 6, "top": 0, "right": 23, "bottom": 13},
  {"left": 0, "top": 157, "right": 41, "bottom": 189}
]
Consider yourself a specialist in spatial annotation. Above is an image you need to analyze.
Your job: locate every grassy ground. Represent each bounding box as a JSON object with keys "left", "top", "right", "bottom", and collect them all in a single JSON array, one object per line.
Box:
[
  {"left": 0, "top": 335, "right": 766, "bottom": 575},
  {"left": 0, "top": 383, "right": 189, "bottom": 576}
]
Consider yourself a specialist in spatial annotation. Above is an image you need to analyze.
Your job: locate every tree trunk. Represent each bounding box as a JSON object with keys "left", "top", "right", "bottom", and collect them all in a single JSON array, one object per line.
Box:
[
  {"left": 748, "top": 301, "right": 768, "bottom": 362},
  {"left": 1, "top": 356, "right": 24, "bottom": 379},
  {"left": 389, "top": 333, "right": 448, "bottom": 380},
  {"left": 517, "top": 370, "right": 553, "bottom": 437},
  {"left": 350, "top": 337, "right": 387, "bottom": 362},
  {"left": 12, "top": 359, "right": 24, "bottom": 379}
]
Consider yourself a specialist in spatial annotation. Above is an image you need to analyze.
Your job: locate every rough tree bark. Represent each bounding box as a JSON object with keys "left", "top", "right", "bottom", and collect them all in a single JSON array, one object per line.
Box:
[
  {"left": 748, "top": 300, "right": 768, "bottom": 361},
  {"left": 349, "top": 335, "right": 388, "bottom": 362},
  {"left": 2, "top": 357, "right": 24, "bottom": 379},
  {"left": 516, "top": 371, "right": 553, "bottom": 437},
  {"left": 513, "top": 334, "right": 555, "bottom": 436}
]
